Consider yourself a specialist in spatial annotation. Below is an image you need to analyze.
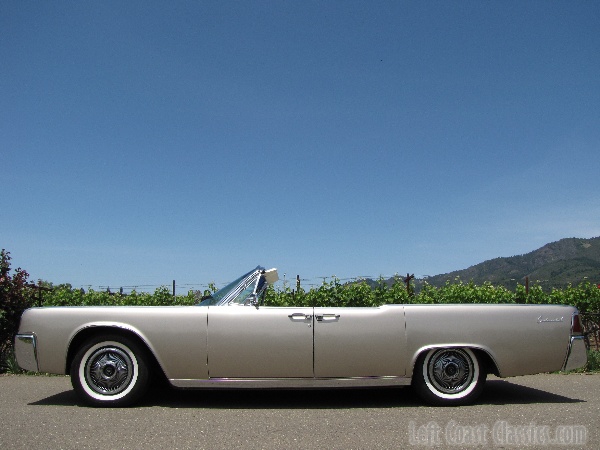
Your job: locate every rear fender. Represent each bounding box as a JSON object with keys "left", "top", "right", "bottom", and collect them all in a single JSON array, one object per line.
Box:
[{"left": 408, "top": 344, "right": 500, "bottom": 379}]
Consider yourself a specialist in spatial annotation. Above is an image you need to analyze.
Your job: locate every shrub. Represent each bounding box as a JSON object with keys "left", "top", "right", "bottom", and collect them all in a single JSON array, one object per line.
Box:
[
  {"left": 0, "top": 346, "right": 22, "bottom": 374},
  {"left": 0, "top": 250, "right": 36, "bottom": 373},
  {"left": 0, "top": 250, "right": 35, "bottom": 354}
]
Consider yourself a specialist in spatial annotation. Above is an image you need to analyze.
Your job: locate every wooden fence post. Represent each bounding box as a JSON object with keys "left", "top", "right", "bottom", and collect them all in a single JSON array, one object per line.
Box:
[{"left": 404, "top": 273, "right": 415, "bottom": 295}]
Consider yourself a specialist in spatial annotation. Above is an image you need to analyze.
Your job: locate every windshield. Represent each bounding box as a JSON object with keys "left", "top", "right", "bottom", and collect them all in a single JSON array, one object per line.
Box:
[
  {"left": 197, "top": 267, "right": 261, "bottom": 306},
  {"left": 229, "top": 278, "right": 259, "bottom": 305}
]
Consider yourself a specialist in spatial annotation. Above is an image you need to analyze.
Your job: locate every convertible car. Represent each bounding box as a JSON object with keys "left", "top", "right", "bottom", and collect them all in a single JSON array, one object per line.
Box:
[{"left": 15, "top": 266, "right": 587, "bottom": 407}]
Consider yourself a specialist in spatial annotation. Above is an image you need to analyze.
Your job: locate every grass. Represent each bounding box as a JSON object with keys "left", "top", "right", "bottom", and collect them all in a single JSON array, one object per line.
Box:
[
  {"left": 559, "top": 349, "right": 600, "bottom": 374},
  {"left": 579, "top": 349, "right": 600, "bottom": 372},
  {"left": 0, "top": 347, "right": 23, "bottom": 375}
]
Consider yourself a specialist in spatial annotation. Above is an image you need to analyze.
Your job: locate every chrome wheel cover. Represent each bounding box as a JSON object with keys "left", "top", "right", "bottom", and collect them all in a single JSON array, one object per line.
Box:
[
  {"left": 427, "top": 349, "right": 474, "bottom": 394},
  {"left": 84, "top": 346, "right": 134, "bottom": 396}
]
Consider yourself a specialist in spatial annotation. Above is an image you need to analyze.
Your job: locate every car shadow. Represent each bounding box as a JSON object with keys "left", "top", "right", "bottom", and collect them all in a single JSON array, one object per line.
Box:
[
  {"left": 28, "top": 386, "right": 420, "bottom": 408},
  {"left": 141, "top": 386, "right": 422, "bottom": 409},
  {"left": 29, "top": 389, "right": 80, "bottom": 406},
  {"left": 478, "top": 379, "right": 585, "bottom": 405},
  {"left": 29, "top": 380, "right": 584, "bottom": 408}
]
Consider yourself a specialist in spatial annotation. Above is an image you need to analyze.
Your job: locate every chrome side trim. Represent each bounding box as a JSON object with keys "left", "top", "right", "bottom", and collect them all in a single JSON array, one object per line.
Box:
[
  {"left": 14, "top": 333, "right": 39, "bottom": 372},
  {"left": 169, "top": 376, "right": 411, "bottom": 389},
  {"left": 562, "top": 336, "right": 587, "bottom": 372}
]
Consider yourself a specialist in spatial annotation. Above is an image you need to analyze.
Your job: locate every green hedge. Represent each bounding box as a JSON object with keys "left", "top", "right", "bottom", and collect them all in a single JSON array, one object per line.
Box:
[
  {"left": 42, "top": 284, "right": 197, "bottom": 307},
  {"left": 32, "top": 278, "right": 600, "bottom": 313},
  {"left": 263, "top": 278, "right": 600, "bottom": 313}
]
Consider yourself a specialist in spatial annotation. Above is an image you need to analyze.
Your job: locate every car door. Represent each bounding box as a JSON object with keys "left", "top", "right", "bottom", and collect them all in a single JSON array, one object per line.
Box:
[
  {"left": 207, "top": 306, "right": 314, "bottom": 378},
  {"left": 313, "top": 306, "right": 406, "bottom": 378}
]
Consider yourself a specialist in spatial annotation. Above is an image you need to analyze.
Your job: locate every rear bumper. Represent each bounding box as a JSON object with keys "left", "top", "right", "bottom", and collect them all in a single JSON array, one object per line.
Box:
[
  {"left": 562, "top": 336, "right": 587, "bottom": 372},
  {"left": 14, "top": 333, "right": 39, "bottom": 372}
]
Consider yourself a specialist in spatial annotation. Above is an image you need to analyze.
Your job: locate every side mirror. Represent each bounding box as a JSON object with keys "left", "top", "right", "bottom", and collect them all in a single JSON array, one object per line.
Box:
[{"left": 245, "top": 294, "right": 259, "bottom": 308}]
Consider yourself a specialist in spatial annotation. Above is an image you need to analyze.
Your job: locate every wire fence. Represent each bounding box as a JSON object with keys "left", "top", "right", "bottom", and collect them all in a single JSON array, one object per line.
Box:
[
  {"left": 57, "top": 274, "right": 600, "bottom": 297},
  {"left": 74, "top": 273, "right": 584, "bottom": 295},
  {"left": 64, "top": 273, "right": 414, "bottom": 296},
  {"left": 31, "top": 275, "right": 412, "bottom": 308},
  {"left": 69, "top": 279, "right": 341, "bottom": 295}
]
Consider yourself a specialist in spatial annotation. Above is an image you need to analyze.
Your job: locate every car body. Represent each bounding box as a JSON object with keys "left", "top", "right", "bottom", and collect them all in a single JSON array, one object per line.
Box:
[{"left": 14, "top": 266, "right": 587, "bottom": 406}]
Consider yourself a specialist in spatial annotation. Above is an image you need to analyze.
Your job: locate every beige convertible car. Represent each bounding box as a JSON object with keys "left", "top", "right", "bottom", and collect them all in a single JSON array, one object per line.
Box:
[{"left": 15, "top": 266, "right": 587, "bottom": 407}]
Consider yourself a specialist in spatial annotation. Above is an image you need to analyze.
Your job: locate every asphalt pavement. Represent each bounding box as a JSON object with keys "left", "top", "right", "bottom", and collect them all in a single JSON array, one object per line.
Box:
[{"left": 1, "top": 373, "right": 598, "bottom": 449}]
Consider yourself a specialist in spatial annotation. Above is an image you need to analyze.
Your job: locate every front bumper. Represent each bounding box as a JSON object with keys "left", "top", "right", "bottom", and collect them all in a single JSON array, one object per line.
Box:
[
  {"left": 14, "top": 333, "right": 39, "bottom": 372},
  {"left": 562, "top": 336, "right": 587, "bottom": 372}
]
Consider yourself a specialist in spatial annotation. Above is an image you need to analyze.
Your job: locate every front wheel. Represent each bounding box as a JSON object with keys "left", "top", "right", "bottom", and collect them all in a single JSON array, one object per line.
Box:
[
  {"left": 70, "top": 335, "right": 150, "bottom": 407},
  {"left": 412, "top": 348, "right": 486, "bottom": 406}
]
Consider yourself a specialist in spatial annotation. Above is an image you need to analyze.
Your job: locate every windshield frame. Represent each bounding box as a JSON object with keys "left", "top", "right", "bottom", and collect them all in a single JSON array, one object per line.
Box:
[{"left": 196, "top": 266, "right": 264, "bottom": 306}]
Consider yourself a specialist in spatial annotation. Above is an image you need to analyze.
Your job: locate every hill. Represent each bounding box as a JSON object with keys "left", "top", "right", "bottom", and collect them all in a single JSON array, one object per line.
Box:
[
  {"left": 357, "top": 237, "right": 600, "bottom": 291},
  {"left": 415, "top": 237, "right": 600, "bottom": 290}
]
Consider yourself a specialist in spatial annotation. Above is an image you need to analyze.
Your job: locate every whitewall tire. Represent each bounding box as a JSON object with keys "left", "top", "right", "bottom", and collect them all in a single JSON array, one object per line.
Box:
[
  {"left": 70, "top": 335, "right": 149, "bottom": 407},
  {"left": 412, "top": 348, "right": 486, "bottom": 406}
]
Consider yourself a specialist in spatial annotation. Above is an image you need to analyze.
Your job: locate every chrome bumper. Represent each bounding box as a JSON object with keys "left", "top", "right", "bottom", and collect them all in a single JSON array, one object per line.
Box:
[
  {"left": 14, "top": 333, "right": 39, "bottom": 372},
  {"left": 562, "top": 336, "right": 587, "bottom": 372}
]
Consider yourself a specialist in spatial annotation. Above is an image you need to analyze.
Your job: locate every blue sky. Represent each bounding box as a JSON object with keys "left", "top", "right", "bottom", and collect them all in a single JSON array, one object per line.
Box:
[{"left": 2, "top": 1, "right": 599, "bottom": 291}]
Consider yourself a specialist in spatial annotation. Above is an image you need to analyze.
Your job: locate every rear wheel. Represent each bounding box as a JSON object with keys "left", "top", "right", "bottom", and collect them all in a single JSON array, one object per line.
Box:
[
  {"left": 70, "top": 335, "right": 149, "bottom": 407},
  {"left": 412, "top": 348, "right": 486, "bottom": 406}
]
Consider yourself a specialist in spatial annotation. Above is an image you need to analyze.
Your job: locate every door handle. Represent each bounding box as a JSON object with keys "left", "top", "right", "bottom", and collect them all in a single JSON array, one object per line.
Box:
[
  {"left": 288, "top": 312, "right": 311, "bottom": 320},
  {"left": 315, "top": 314, "right": 340, "bottom": 321}
]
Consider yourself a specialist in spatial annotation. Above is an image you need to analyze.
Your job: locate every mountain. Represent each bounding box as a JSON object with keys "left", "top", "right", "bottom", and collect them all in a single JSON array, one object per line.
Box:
[
  {"left": 355, "top": 237, "right": 600, "bottom": 291},
  {"left": 415, "top": 237, "right": 600, "bottom": 290}
]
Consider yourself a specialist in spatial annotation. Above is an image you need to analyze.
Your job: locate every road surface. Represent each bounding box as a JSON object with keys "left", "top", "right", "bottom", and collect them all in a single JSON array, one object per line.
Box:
[{"left": 1, "top": 373, "right": 598, "bottom": 449}]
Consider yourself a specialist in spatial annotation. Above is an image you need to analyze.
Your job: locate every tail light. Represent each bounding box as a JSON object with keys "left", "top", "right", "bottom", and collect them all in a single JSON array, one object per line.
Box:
[{"left": 571, "top": 313, "right": 582, "bottom": 335}]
